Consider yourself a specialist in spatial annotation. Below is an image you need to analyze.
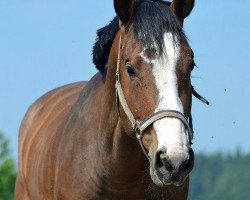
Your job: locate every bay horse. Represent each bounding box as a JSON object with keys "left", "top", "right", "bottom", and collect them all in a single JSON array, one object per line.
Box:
[{"left": 15, "top": 0, "right": 208, "bottom": 199}]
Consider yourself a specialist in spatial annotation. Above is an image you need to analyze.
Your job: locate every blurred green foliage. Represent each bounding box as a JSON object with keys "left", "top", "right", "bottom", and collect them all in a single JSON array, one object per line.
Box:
[
  {"left": 189, "top": 151, "right": 250, "bottom": 200},
  {"left": 0, "top": 132, "right": 17, "bottom": 200}
]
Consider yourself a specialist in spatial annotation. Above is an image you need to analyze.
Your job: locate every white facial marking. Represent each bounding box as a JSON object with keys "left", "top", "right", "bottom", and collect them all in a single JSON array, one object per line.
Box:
[
  {"left": 139, "top": 48, "right": 157, "bottom": 64},
  {"left": 140, "top": 33, "right": 189, "bottom": 167}
]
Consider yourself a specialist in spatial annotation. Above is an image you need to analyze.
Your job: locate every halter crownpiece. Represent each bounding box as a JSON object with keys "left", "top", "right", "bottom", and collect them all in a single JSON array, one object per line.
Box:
[{"left": 115, "top": 36, "right": 194, "bottom": 161}]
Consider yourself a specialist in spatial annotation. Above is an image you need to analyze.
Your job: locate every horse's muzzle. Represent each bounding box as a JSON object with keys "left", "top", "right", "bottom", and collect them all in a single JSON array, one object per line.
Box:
[{"left": 153, "top": 147, "right": 194, "bottom": 186}]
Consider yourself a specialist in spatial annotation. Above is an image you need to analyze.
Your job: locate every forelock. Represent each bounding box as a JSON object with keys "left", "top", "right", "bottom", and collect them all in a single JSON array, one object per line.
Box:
[{"left": 132, "top": 0, "right": 186, "bottom": 55}]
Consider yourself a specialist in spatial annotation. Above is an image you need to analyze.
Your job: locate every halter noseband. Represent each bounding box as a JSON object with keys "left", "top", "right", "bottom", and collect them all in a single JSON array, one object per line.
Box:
[{"left": 115, "top": 36, "right": 194, "bottom": 161}]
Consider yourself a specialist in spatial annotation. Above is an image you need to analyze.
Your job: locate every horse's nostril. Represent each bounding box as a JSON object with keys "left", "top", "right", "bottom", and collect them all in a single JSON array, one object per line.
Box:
[
  {"left": 155, "top": 148, "right": 166, "bottom": 168},
  {"left": 178, "top": 149, "right": 194, "bottom": 172},
  {"left": 187, "top": 149, "right": 195, "bottom": 170},
  {"left": 155, "top": 147, "right": 174, "bottom": 173}
]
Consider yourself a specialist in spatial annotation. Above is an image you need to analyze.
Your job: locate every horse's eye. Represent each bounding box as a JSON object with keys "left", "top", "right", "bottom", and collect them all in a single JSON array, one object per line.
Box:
[{"left": 125, "top": 62, "right": 136, "bottom": 77}]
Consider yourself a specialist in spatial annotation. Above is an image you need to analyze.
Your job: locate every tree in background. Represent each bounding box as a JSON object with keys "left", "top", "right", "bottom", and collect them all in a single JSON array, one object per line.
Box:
[
  {"left": 189, "top": 152, "right": 250, "bottom": 200},
  {"left": 0, "top": 132, "right": 17, "bottom": 200}
]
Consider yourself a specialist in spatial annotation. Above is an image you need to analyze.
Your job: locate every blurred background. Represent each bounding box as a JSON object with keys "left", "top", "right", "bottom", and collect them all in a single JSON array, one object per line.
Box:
[{"left": 0, "top": 0, "right": 250, "bottom": 199}]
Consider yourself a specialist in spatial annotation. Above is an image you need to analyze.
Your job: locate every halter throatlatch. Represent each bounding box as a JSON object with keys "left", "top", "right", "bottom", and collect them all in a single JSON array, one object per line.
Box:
[{"left": 115, "top": 36, "right": 194, "bottom": 161}]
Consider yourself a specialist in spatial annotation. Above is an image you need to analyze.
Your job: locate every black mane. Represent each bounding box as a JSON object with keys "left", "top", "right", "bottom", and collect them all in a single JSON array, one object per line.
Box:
[
  {"left": 92, "top": 0, "right": 185, "bottom": 73},
  {"left": 92, "top": 17, "right": 119, "bottom": 73}
]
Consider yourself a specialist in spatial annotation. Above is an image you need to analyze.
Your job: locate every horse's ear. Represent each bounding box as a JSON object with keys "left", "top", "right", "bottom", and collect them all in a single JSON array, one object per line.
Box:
[
  {"left": 170, "top": 0, "right": 195, "bottom": 26},
  {"left": 114, "top": 0, "right": 135, "bottom": 28}
]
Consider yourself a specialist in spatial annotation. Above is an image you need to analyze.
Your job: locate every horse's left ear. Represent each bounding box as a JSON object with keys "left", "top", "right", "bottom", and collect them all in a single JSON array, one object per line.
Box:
[
  {"left": 170, "top": 0, "right": 195, "bottom": 26},
  {"left": 114, "top": 0, "right": 135, "bottom": 28}
]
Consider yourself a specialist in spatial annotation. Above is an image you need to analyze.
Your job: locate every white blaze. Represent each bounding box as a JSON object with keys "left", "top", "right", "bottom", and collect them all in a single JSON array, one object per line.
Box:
[{"left": 141, "top": 33, "right": 189, "bottom": 167}]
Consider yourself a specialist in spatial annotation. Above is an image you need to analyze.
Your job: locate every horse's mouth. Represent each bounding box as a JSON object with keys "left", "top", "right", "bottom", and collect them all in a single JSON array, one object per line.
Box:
[
  {"left": 161, "top": 175, "right": 188, "bottom": 187},
  {"left": 150, "top": 161, "right": 190, "bottom": 187},
  {"left": 151, "top": 172, "right": 188, "bottom": 187}
]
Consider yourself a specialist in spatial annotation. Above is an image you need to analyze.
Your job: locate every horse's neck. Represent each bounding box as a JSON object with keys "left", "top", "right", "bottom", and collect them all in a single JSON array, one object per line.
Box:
[
  {"left": 92, "top": 45, "right": 149, "bottom": 196},
  {"left": 96, "top": 75, "right": 148, "bottom": 189}
]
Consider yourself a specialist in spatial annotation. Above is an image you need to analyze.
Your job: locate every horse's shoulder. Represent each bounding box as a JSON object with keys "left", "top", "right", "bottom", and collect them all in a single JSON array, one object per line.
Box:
[
  {"left": 23, "top": 82, "right": 86, "bottom": 124},
  {"left": 18, "top": 82, "right": 86, "bottom": 158}
]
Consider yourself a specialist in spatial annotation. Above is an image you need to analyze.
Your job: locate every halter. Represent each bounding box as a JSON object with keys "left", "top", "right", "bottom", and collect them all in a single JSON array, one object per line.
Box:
[{"left": 115, "top": 36, "right": 194, "bottom": 161}]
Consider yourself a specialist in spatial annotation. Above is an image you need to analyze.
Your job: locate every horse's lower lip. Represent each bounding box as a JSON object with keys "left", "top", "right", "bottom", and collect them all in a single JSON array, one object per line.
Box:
[
  {"left": 160, "top": 174, "right": 187, "bottom": 187},
  {"left": 162, "top": 181, "right": 184, "bottom": 187}
]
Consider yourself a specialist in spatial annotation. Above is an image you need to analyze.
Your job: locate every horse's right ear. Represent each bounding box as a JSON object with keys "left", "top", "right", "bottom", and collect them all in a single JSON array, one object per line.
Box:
[
  {"left": 170, "top": 0, "right": 195, "bottom": 26},
  {"left": 114, "top": 0, "right": 135, "bottom": 28}
]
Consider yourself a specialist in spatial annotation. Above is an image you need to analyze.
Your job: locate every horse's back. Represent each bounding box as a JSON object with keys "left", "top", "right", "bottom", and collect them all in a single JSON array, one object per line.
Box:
[{"left": 16, "top": 81, "right": 86, "bottom": 200}]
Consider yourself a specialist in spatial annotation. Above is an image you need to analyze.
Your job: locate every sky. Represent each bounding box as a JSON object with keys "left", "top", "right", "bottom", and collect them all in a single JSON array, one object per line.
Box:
[{"left": 0, "top": 0, "right": 250, "bottom": 159}]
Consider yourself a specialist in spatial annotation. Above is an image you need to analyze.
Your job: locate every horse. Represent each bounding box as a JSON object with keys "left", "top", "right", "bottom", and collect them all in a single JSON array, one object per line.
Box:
[{"left": 15, "top": 0, "right": 208, "bottom": 199}]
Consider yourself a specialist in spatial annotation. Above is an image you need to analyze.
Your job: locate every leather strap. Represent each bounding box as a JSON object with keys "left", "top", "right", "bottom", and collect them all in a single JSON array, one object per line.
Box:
[
  {"left": 139, "top": 110, "right": 193, "bottom": 142},
  {"left": 116, "top": 81, "right": 137, "bottom": 127}
]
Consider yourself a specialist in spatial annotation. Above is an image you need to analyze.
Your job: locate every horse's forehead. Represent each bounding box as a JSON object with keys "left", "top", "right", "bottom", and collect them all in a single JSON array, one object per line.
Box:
[
  {"left": 139, "top": 32, "right": 182, "bottom": 65},
  {"left": 125, "top": 29, "right": 192, "bottom": 66}
]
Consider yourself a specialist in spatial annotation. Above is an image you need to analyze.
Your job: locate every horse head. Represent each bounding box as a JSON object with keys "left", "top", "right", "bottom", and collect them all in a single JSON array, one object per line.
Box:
[{"left": 112, "top": 0, "right": 195, "bottom": 187}]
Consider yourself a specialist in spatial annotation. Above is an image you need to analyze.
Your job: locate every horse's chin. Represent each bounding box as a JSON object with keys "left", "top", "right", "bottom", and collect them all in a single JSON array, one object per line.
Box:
[{"left": 149, "top": 164, "right": 187, "bottom": 187}]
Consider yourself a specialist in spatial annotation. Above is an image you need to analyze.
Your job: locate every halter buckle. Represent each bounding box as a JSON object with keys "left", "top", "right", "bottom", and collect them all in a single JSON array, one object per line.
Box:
[
  {"left": 116, "top": 73, "right": 120, "bottom": 82},
  {"left": 133, "top": 121, "right": 142, "bottom": 140}
]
